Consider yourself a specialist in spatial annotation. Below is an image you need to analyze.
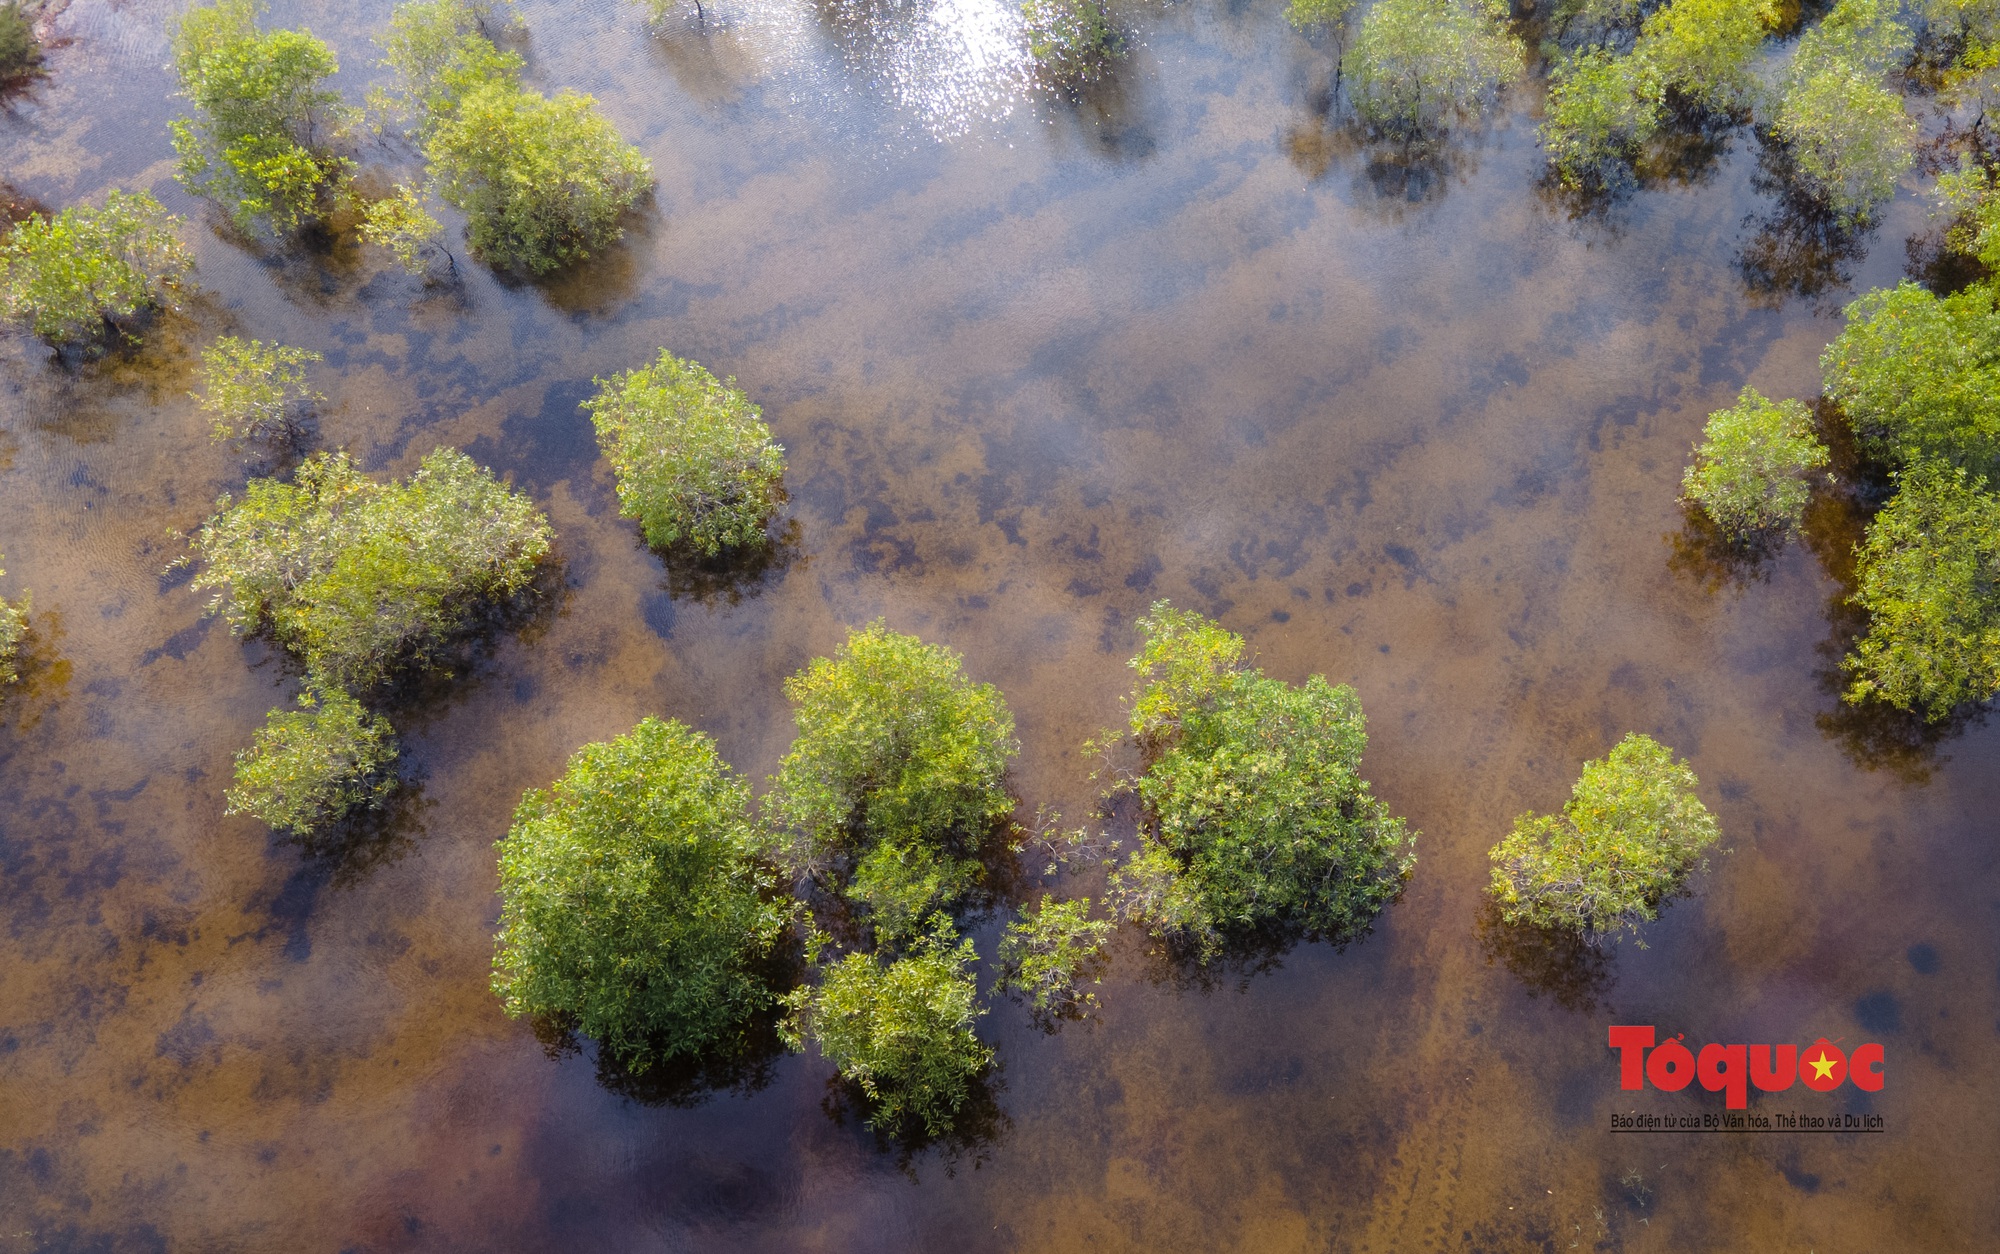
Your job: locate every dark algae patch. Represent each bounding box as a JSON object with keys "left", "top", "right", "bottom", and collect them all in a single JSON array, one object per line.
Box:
[{"left": 0, "top": 0, "right": 1996, "bottom": 1250}]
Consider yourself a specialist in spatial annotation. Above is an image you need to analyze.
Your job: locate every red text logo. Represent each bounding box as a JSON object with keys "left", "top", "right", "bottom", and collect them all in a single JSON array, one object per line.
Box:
[{"left": 1608, "top": 1025, "right": 1884, "bottom": 1110}]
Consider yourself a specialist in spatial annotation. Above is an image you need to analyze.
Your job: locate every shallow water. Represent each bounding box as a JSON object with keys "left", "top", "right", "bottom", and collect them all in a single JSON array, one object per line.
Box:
[{"left": 1, "top": 0, "right": 1996, "bottom": 1250}]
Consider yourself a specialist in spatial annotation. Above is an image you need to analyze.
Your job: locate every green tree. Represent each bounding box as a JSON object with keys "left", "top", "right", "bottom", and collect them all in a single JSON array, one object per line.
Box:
[
  {"left": 1820, "top": 281, "right": 2000, "bottom": 479},
  {"left": 1680, "top": 387, "right": 1830, "bottom": 538},
  {"left": 1343, "top": 0, "right": 1523, "bottom": 138},
  {"left": 169, "top": 0, "right": 352, "bottom": 233},
  {"left": 358, "top": 184, "right": 455, "bottom": 276},
  {"left": 225, "top": 687, "right": 397, "bottom": 836},
  {"left": 0, "top": 555, "right": 26, "bottom": 690},
  {"left": 195, "top": 336, "right": 324, "bottom": 445},
  {"left": 582, "top": 350, "right": 786, "bottom": 556},
  {"left": 1022, "top": 0, "right": 1118, "bottom": 83},
  {"left": 424, "top": 78, "right": 653, "bottom": 275},
  {"left": 1844, "top": 461, "right": 2000, "bottom": 719},
  {"left": 780, "top": 919, "right": 991, "bottom": 1136},
  {"left": 1487, "top": 732, "right": 1720, "bottom": 939},
  {"left": 1541, "top": 47, "right": 1664, "bottom": 184},
  {"left": 493, "top": 717, "right": 793, "bottom": 1072},
  {"left": 995, "top": 896, "right": 1114, "bottom": 1020},
  {"left": 1104, "top": 604, "right": 1416, "bottom": 958},
  {"left": 1771, "top": 0, "right": 1914, "bottom": 223},
  {"left": 1637, "top": 0, "right": 1778, "bottom": 114},
  {"left": 372, "top": 0, "right": 522, "bottom": 133},
  {"left": 766, "top": 623, "right": 1017, "bottom": 941},
  {"left": 190, "top": 447, "right": 553, "bottom": 690},
  {"left": 1, "top": 0, "right": 44, "bottom": 86},
  {"left": 0, "top": 191, "right": 193, "bottom": 346}
]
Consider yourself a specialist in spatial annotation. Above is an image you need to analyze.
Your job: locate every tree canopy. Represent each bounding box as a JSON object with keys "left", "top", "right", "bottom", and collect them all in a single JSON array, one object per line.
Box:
[
  {"left": 195, "top": 336, "right": 324, "bottom": 446},
  {"left": 1844, "top": 462, "right": 2000, "bottom": 719},
  {"left": 1022, "top": 0, "right": 1119, "bottom": 83},
  {"left": 169, "top": 0, "right": 352, "bottom": 233},
  {"left": 582, "top": 351, "right": 786, "bottom": 556},
  {"left": 1488, "top": 733, "right": 1719, "bottom": 939},
  {"left": 1344, "top": 0, "right": 1523, "bottom": 138},
  {"left": 766, "top": 623, "right": 1017, "bottom": 941},
  {"left": 0, "top": 191, "right": 194, "bottom": 346},
  {"left": 1820, "top": 281, "right": 2000, "bottom": 480},
  {"left": 780, "top": 919, "right": 991, "bottom": 1136},
  {"left": 493, "top": 717, "right": 793, "bottom": 1073},
  {"left": 1680, "top": 386, "right": 1830, "bottom": 539},
  {"left": 190, "top": 447, "right": 553, "bottom": 691},
  {"left": 996, "top": 896, "right": 1114, "bottom": 1022},
  {"left": 1771, "top": 0, "right": 1915, "bottom": 223},
  {"left": 1, "top": 0, "right": 43, "bottom": 86},
  {"left": 225, "top": 687, "right": 398, "bottom": 836},
  {"left": 1105, "top": 604, "right": 1416, "bottom": 958}
]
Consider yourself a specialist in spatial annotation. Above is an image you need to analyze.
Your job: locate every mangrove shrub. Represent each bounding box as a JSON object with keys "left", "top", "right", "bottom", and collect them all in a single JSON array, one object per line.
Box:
[
  {"left": 1680, "top": 386, "right": 1829, "bottom": 538},
  {"left": 766, "top": 623, "right": 1017, "bottom": 941},
  {"left": 373, "top": 0, "right": 521, "bottom": 131},
  {"left": 1487, "top": 732, "right": 1720, "bottom": 939},
  {"left": 1344, "top": 0, "right": 1523, "bottom": 138},
  {"left": 995, "top": 896, "right": 1114, "bottom": 1020},
  {"left": 169, "top": 0, "right": 352, "bottom": 232},
  {"left": 1844, "top": 462, "right": 2000, "bottom": 719},
  {"left": 582, "top": 350, "right": 786, "bottom": 556},
  {"left": 781, "top": 920, "right": 991, "bottom": 1136},
  {"left": 1106, "top": 604, "right": 1416, "bottom": 958},
  {"left": 1771, "top": 0, "right": 1915, "bottom": 223},
  {"left": 195, "top": 336, "right": 323, "bottom": 445},
  {"left": 0, "top": 191, "right": 193, "bottom": 346},
  {"left": 1820, "top": 281, "right": 2000, "bottom": 479},
  {"left": 0, "top": 556, "right": 24, "bottom": 690},
  {"left": 191, "top": 447, "right": 553, "bottom": 690},
  {"left": 1022, "top": 0, "right": 1118, "bottom": 83},
  {"left": 493, "top": 718, "right": 792, "bottom": 1072},
  {"left": 224, "top": 687, "right": 397, "bottom": 836},
  {"left": 1, "top": 1, "right": 42, "bottom": 85}
]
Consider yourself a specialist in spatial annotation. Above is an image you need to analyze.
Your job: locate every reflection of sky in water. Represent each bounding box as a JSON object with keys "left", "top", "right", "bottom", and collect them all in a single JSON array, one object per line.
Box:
[{"left": 666, "top": 0, "right": 1040, "bottom": 142}]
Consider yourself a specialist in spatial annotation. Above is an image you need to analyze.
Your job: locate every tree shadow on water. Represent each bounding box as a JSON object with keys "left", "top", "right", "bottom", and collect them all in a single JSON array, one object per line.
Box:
[
  {"left": 1475, "top": 901, "right": 1616, "bottom": 1015},
  {"left": 819, "top": 1066, "right": 1009, "bottom": 1180},
  {"left": 1736, "top": 136, "right": 1872, "bottom": 310},
  {"left": 283, "top": 771, "right": 435, "bottom": 889},
  {"left": 542, "top": 1012, "right": 793, "bottom": 1110},
  {"left": 1663, "top": 508, "right": 1784, "bottom": 596},
  {"left": 659, "top": 517, "right": 807, "bottom": 608}
]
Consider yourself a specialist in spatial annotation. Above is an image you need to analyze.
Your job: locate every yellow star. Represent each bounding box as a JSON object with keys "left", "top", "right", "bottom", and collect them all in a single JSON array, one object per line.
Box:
[{"left": 1808, "top": 1053, "right": 1836, "bottom": 1082}]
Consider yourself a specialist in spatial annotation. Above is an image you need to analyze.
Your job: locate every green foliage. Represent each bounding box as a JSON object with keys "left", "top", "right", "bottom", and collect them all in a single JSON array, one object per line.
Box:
[
  {"left": 1844, "top": 462, "right": 2000, "bottom": 719},
  {"left": 1820, "top": 281, "right": 2000, "bottom": 479},
  {"left": 1771, "top": 0, "right": 1915, "bottom": 222},
  {"left": 1022, "top": 0, "right": 1118, "bottom": 82},
  {"left": 1105, "top": 604, "right": 1416, "bottom": 958},
  {"left": 190, "top": 448, "right": 553, "bottom": 690},
  {"left": 0, "top": 1, "right": 43, "bottom": 84},
  {"left": 1487, "top": 733, "right": 1720, "bottom": 939},
  {"left": 766, "top": 623, "right": 1017, "bottom": 934},
  {"left": 493, "top": 717, "right": 792, "bottom": 1072},
  {"left": 1343, "top": 0, "right": 1523, "bottom": 137},
  {"left": 1637, "top": 0, "right": 1778, "bottom": 113},
  {"left": 195, "top": 336, "right": 323, "bottom": 445},
  {"left": 1541, "top": 47, "right": 1664, "bottom": 183},
  {"left": 169, "top": 0, "right": 352, "bottom": 233},
  {"left": 0, "top": 556, "right": 25, "bottom": 690},
  {"left": 424, "top": 79, "right": 651, "bottom": 276},
  {"left": 1679, "top": 387, "right": 1830, "bottom": 537},
  {"left": 1286, "top": 0, "right": 1357, "bottom": 31},
  {"left": 359, "top": 184, "right": 451, "bottom": 275},
  {"left": 225, "top": 687, "right": 397, "bottom": 836},
  {"left": 582, "top": 351, "right": 786, "bottom": 556},
  {"left": 372, "top": 0, "right": 522, "bottom": 133},
  {"left": 996, "top": 896, "right": 1113, "bottom": 1019},
  {"left": 0, "top": 191, "right": 193, "bottom": 346},
  {"left": 780, "top": 919, "right": 991, "bottom": 1136}
]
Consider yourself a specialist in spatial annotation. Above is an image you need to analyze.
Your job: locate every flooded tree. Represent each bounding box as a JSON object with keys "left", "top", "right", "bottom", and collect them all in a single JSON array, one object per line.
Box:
[
  {"left": 0, "top": 0, "right": 43, "bottom": 87},
  {"left": 1487, "top": 733, "right": 1720, "bottom": 940},
  {"left": 1343, "top": 0, "right": 1523, "bottom": 139},
  {"left": 1104, "top": 603, "right": 1416, "bottom": 960},
  {"left": 169, "top": 0, "right": 353, "bottom": 233},
  {"left": 195, "top": 336, "right": 324, "bottom": 447},
  {"left": 0, "top": 190, "right": 193, "bottom": 346},
  {"left": 0, "top": 555, "right": 24, "bottom": 690},
  {"left": 995, "top": 895, "right": 1114, "bottom": 1023},
  {"left": 372, "top": 0, "right": 523, "bottom": 130},
  {"left": 493, "top": 718, "right": 795, "bottom": 1074},
  {"left": 1844, "top": 462, "right": 2000, "bottom": 719},
  {"left": 781, "top": 918, "right": 991, "bottom": 1137},
  {"left": 766, "top": 622, "right": 1018, "bottom": 943},
  {"left": 1022, "top": 0, "right": 1119, "bottom": 84},
  {"left": 1541, "top": 47, "right": 1664, "bottom": 185},
  {"left": 1770, "top": 0, "right": 1915, "bottom": 224},
  {"left": 190, "top": 448, "right": 553, "bottom": 691},
  {"left": 582, "top": 350, "right": 787, "bottom": 557},
  {"left": 1679, "top": 386, "right": 1830, "bottom": 540},
  {"left": 225, "top": 688, "right": 398, "bottom": 836},
  {"left": 1638, "top": 0, "right": 1777, "bottom": 114},
  {"left": 1820, "top": 280, "right": 2000, "bottom": 479},
  {"left": 358, "top": 184, "right": 455, "bottom": 277}
]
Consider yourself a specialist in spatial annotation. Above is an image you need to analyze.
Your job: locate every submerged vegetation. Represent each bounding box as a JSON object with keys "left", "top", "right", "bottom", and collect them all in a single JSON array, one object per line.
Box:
[
  {"left": 493, "top": 718, "right": 793, "bottom": 1074},
  {"left": 195, "top": 336, "right": 324, "bottom": 447},
  {"left": 1022, "top": 0, "right": 1120, "bottom": 84},
  {"left": 583, "top": 351, "right": 787, "bottom": 557},
  {"left": 1105, "top": 604, "right": 1416, "bottom": 959},
  {"left": 0, "top": 191, "right": 193, "bottom": 346},
  {"left": 1487, "top": 733, "right": 1720, "bottom": 940}
]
